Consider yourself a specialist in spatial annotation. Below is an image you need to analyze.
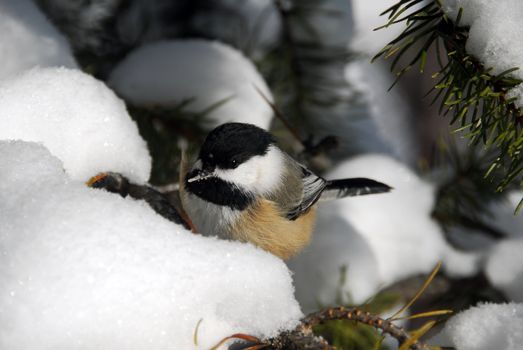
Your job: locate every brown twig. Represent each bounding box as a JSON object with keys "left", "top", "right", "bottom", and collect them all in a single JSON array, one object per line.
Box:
[
  {"left": 242, "top": 306, "right": 433, "bottom": 350},
  {"left": 253, "top": 84, "right": 305, "bottom": 146},
  {"left": 294, "top": 307, "right": 430, "bottom": 350}
]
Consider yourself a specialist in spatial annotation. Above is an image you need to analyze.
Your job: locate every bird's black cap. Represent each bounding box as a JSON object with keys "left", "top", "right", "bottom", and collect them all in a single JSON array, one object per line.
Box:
[{"left": 199, "top": 122, "right": 274, "bottom": 169}]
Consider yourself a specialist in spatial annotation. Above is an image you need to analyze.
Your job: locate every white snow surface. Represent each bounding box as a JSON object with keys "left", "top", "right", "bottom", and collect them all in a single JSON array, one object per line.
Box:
[
  {"left": 0, "top": 67, "right": 151, "bottom": 183},
  {"left": 440, "top": 0, "right": 523, "bottom": 107},
  {"left": 485, "top": 191, "right": 523, "bottom": 302},
  {"left": 345, "top": 60, "right": 418, "bottom": 165},
  {"left": 288, "top": 207, "right": 381, "bottom": 310},
  {"left": 485, "top": 239, "right": 523, "bottom": 302},
  {"left": 0, "top": 140, "right": 302, "bottom": 349},
  {"left": 109, "top": 40, "right": 274, "bottom": 130},
  {"left": 439, "top": 303, "right": 523, "bottom": 350},
  {"left": 0, "top": 0, "right": 77, "bottom": 81},
  {"left": 289, "top": 154, "right": 478, "bottom": 310},
  {"left": 301, "top": 1, "right": 418, "bottom": 164},
  {"left": 350, "top": 0, "right": 407, "bottom": 55},
  {"left": 445, "top": 190, "right": 523, "bottom": 301}
]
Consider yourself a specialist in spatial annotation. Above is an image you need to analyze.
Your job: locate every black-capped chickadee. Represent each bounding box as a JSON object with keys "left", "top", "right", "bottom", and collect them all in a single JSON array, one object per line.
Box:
[{"left": 180, "top": 123, "right": 391, "bottom": 259}]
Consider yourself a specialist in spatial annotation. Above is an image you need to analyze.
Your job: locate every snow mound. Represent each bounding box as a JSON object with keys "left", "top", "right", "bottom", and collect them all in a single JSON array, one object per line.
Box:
[
  {"left": 485, "top": 239, "right": 523, "bottom": 302},
  {"left": 290, "top": 154, "right": 478, "bottom": 309},
  {"left": 324, "top": 155, "right": 478, "bottom": 283},
  {"left": 109, "top": 39, "right": 274, "bottom": 129},
  {"left": 0, "top": 0, "right": 77, "bottom": 80},
  {"left": 288, "top": 208, "right": 381, "bottom": 310},
  {"left": 0, "top": 140, "right": 302, "bottom": 349},
  {"left": 0, "top": 67, "right": 151, "bottom": 183},
  {"left": 441, "top": 303, "right": 523, "bottom": 350},
  {"left": 441, "top": 0, "right": 523, "bottom": 108}
]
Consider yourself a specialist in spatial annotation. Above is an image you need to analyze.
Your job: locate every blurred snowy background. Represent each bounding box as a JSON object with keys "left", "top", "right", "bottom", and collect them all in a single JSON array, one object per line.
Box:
[{"left": 0, "top": 0, "right": 522, "bottom": 349}]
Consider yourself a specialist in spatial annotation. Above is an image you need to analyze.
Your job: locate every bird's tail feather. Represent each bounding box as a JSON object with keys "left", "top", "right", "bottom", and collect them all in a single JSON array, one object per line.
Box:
[{"left": 319, "top": 178, "right": 392, "bottom": 202}]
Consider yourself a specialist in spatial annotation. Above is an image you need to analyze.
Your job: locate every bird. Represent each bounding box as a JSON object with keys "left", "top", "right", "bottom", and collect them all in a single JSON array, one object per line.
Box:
[{"left": 180, "top": 122, "right": 391, "bottom": 260}]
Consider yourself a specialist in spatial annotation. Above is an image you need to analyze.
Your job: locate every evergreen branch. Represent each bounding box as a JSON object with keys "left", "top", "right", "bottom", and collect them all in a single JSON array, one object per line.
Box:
[
  {"left": 210, "top": 307, "right": 432, "bottom": 350},
  {"left": 374, "top": 0, "right": 523, "bottom": 197},
  {"left": 298, "top": 307, "right": 430, "bottom": 350}
]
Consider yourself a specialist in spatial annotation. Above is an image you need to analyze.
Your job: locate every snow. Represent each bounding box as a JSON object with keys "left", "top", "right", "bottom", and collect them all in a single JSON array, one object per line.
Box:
[
  {"left": 345, "top": 60, "right": 418, "bottom": 165},
  {"left": 346, "top": 1, "right": 420, "bottom": 166},
  {"left": 443, "top": 190, "right": 523, "bottom": 301},
  {"left": 289, "top": 154, "right": 479, "bottom": 310},
  {"left": 0, "top": 67, "right": 151, "bottom": 183},
  {"left": 440, "top": 0, "right": 523, "bottom": 107},
  {"left": 0, "top": 140, "right": 302, "bottom": 349},
  {"left": 350, "top": 0, "right": 407, "bottom": 55},
  {"left": 485, "top": 239, "right": 523, "bottom": 302},
  {"left": 343, "top": 0, "right": 422, "bottom": 165},
  {"left": 109, "top": 40, "right": 274, "bottom": 130},
  {"left": 506, "top": 84, "right": 523, "bottom": 108},
  {"left": 485, "top": 191, "right": 523, "bottom": 302},
  {"left": 288, "top": 207, "right": 381, "bottom": 310},
  {"left": 438, "top": 303, "right": 523, "bottom": 350},
  {"left": 0, "top": 0, "right": 77, "bottom": 81},
  {"left": 297, "top": 70, "right": 393, "bottom": 159},
  {"left": 322, "top": 155, "right": 479, "bottom": 282},
  {"left": 293, "top": 0, "right": 418, "bottom": 164}
]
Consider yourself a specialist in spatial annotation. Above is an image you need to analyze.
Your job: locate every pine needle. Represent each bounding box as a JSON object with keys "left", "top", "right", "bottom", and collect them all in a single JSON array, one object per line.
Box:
[
  {"left": 193, "top": 318, "right": 203, "bottom": 346},
  {"left": 398, "top": 321, "right": 436, "bottom": 350},
  {"left": 390, "top": 262, "right": 442, "bottom": 320},
  {"left": 209, "top": 333, "right": 261, "bottom": 350},
  {"left": 393, "top": 309, "right": 453, "bottom": 321},
  {"left": 372, "top": 335, "right": 386, "bottom": 350},
  {"left": 515, "top": 197, "right": 523, "bottom": 214},
  {"left": 253, "top": 84, "right": 305, "bottom": 147}
]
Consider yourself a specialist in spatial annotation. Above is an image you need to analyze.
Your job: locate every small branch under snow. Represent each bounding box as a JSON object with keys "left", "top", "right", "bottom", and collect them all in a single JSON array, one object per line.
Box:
[{"left": 253, "top": 306, "right": 431, "bottom": 350}]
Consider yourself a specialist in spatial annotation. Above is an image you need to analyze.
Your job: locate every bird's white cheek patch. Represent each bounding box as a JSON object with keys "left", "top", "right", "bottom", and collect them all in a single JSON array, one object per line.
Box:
[{"left": 214, "top": 146, "right": 283, "bottom": 194}]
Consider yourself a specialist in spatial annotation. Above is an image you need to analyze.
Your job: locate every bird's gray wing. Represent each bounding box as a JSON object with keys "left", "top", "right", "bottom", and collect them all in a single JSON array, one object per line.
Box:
[
  {"left": 319, "top": 178, "right": 392, "bottom": 202},
  {"left": 285, "top": 166, "right": 327, "bottom": 221}
]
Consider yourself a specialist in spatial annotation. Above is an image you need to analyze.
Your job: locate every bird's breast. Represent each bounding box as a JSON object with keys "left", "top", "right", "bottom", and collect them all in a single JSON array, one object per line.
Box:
[
  {"left": 181, "top": 185, "right": 316, "bottom": 259},
  {"left": 230, "top": 199, "right": 316, "bottom": 260}
]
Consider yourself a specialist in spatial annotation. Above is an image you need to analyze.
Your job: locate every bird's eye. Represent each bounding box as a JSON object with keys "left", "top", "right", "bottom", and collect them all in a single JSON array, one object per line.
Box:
[{"left": 230, "top": 158, "right": 238, "bottom": 168}]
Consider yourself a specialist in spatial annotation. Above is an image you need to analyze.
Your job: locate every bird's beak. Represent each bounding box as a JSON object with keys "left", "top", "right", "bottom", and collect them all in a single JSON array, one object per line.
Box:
[{"left": 186, "top": 169, "right": 214, "bottom": 183}]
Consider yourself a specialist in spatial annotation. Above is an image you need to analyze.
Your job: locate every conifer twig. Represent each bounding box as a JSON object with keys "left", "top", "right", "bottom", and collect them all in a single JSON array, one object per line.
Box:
[
  {"left": 374, "top": 0, "right": 523, "bottom": 199},
  {"left": 297, "top": 307, "right": 430, "bottom": 350}
]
